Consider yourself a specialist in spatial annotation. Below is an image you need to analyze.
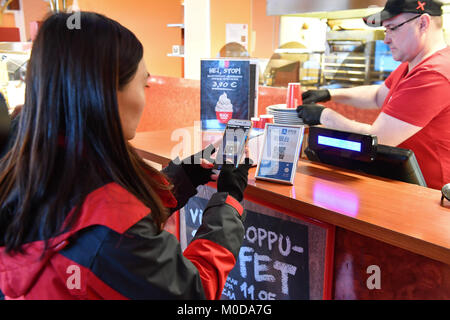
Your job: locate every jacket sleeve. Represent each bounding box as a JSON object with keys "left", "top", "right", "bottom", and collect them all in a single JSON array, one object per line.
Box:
[
  {"left": 183, "top": 192, "right": 245, "bottom": 300},
  {"left": 161, "top": 160, "right": 198, "bottom": 213},
  {"left": 80, "top": 192, "right": 244, "bottom": 300}
]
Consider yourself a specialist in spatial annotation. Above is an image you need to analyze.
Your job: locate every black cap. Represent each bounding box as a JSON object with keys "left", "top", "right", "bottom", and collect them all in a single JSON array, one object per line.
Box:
[{"left": 364, "top": 0, "right": 443, "bottom": 27}]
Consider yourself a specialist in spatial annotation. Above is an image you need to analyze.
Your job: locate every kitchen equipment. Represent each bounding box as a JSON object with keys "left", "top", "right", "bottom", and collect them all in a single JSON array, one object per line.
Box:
[
  {"left": 0, "top": 42, "right": 30, "bottom": 113},
  {"left": 322, "top": 29, "right": 389, "bottom": 88}
]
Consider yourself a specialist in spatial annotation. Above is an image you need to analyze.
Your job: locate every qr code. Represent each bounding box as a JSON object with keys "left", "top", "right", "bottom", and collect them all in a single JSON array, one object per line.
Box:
[
  {"left": 272, "top": 146, "right": 286, "bottom": 160},
  {"left": 279, "top": 146, "right": 286, "bottom": 160}
]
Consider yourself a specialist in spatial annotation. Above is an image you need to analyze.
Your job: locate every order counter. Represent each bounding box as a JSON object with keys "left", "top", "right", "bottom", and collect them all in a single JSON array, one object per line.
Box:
[{"left": 131, "top": 127, "right": 450, "bottom": 300}]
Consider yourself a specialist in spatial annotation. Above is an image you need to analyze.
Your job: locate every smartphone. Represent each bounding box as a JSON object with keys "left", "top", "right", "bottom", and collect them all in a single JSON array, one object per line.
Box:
[{"left": 215, "top": 119, "right": 252, "bottom": 169}]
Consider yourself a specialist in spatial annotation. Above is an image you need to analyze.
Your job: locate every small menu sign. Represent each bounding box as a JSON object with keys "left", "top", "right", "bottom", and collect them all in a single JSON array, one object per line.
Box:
[{"left": 201, "top": 59, "right": 258, "bottom": 130}]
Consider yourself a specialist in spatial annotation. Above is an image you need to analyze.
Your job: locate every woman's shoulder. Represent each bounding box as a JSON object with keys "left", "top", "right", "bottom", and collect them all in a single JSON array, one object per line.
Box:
[{"left": 70, "top": 182, "right": 151, "bottom": 235}]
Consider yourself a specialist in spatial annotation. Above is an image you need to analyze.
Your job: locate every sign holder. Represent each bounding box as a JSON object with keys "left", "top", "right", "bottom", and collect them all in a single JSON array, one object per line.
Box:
[{"left": 255, "top": 123, "right": 305, "bottom": 185}]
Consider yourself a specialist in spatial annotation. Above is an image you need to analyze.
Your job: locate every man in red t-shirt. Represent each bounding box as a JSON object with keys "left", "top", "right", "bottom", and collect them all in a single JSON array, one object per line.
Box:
[{"left": 297, "top": 0, "right": 450, "bottom": 190}]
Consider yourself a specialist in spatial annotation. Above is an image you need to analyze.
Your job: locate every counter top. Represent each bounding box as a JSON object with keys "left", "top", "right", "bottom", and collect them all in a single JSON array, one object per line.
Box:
[{"left": 131, "top": 128, "right": 450, "bottom": 265}]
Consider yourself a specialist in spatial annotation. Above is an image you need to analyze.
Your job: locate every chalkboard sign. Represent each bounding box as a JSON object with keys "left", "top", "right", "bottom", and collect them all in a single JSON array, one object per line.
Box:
[
  {"left": 182, "top": 195, "right": 209, "bottom": 242},
  {"left": 180, "top": 185, "right": 334, "bottom": 300},
  {"left": 222, "top": 209, "right": 309, "bottom": 300}
]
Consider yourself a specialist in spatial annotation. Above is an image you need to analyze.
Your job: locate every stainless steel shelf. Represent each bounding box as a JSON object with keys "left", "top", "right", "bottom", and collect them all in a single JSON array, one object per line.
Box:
[
  {"left": 323, "top": 62, "right": 366, "bottom": 68},
  {"left": 323, "top": 69, "right": 366, "bottom": 75}
]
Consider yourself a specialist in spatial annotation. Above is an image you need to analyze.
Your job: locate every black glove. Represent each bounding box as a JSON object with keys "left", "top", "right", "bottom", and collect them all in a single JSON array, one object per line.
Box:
[
  {"left": 217, "top": 159, "right": 252, "bottom": 202},
  {"left": 179, "top": 144, "right": 216, "bottom": 188},
  {"left": 302, "top": 89, "right": 331, "bottom": 104},
  {"left": 297, "top": 104, "right": 326, "bottom": 126}
]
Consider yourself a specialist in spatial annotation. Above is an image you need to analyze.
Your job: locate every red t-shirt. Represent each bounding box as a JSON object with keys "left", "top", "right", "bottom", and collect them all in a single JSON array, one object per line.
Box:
[{"left": 382, "top": 46, "right": 450, "bottom": 189}]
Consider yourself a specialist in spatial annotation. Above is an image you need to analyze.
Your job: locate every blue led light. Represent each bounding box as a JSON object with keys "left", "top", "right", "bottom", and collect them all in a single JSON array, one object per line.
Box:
[{"left": 318, "top": 135, "right": 361, "bottom": 152}]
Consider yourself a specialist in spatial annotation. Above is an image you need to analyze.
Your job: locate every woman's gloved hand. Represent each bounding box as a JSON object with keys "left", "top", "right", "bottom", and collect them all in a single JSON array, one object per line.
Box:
[
  {"left": 301, "top": 89, "right": 331, "bottom": 104},
  {"left": 178, "top": 144, "right": 218, "bottom": 188},
  {"left": 217, "top": 159, "right": 252, "bottom": 202}
]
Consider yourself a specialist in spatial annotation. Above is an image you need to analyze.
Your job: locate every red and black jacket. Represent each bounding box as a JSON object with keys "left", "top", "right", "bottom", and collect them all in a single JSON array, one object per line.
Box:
[{"left": 0, "top": 161, "right": 245, "bottom": 300}]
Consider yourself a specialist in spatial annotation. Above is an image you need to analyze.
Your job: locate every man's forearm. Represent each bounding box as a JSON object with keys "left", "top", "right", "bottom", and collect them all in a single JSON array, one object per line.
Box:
[
  {"left": 329, "top": 84, "right": 383, "bottom": 109},
  {"left": 320, "top": 108, "right": 372, "bottom": 134}
]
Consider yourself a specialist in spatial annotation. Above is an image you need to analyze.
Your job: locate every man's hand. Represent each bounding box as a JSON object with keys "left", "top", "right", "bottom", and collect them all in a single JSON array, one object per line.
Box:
[
  {"left": 302, "top": 89, "right": 331, "bottom": 104},
  {"left": 297, "top": 104, "right": 326, "bottom": 126}
]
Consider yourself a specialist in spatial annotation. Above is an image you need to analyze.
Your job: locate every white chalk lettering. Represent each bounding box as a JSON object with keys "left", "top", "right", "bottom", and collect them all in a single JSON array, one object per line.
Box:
[
  {"left": 273, "top": 261, "right": 297, "bottom": 295},
  {"left": 258, "top": 290, "right": 276, "bottom": 300},
  {"left": 244, "top": 226, "right": 304, "bottom": 258},
  {"left": 246, "top": 226, "right": 257, "bottom": 244},
  {"left": 278, "top": 235, "right": 291, "bottom": 256},
  {"left": 239, "top": 246, "right": 254, "bottom": 279},
  {"left": 258, "top": 228, "right": 267, "bottom": 248},
  {"left": 268, "top": 231, "right": 277, "bottom": 251},
  {"left": 254, "top": 253, "right": 275, "bottom": 282},
  {"left": 189, "top": 208, "right": 203, "bottom": 224}
]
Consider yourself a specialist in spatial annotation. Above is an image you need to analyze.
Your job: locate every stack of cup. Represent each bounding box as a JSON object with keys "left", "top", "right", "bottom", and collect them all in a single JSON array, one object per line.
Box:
[
  {"left": 251, "top": 117, "right": 261, "bottom": 129},
  {"left": 286, "top": 83, "right": 302, "bottom": 109},
  {"left": 260, "top": 114, "right": 274, "bottom": 129}
]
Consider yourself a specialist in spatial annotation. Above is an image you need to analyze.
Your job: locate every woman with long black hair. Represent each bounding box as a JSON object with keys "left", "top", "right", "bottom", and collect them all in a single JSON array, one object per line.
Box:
[{"left": 0, "top": 12, "right": 250, "bottom": 300}]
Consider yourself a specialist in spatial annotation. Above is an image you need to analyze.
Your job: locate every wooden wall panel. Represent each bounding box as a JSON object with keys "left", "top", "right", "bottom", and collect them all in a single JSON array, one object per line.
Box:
[{"left": 333, "top": 228, "right": 450, "bottom": 299}]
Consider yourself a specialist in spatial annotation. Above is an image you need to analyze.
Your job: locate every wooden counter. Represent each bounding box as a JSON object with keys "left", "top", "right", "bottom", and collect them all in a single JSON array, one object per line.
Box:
[{"left": 131, "top": 128, "right": 450, "bottom": 299}]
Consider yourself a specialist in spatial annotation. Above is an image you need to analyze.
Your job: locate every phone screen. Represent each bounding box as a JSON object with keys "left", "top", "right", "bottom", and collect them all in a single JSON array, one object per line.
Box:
[{"left": 215, "top": 120, "right": 251, "bottom": 168}]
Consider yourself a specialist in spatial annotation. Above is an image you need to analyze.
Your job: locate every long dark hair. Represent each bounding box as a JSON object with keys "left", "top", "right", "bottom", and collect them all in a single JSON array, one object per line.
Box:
[{"left": 0, "top": 12, "right": 170, "bottom": 253}]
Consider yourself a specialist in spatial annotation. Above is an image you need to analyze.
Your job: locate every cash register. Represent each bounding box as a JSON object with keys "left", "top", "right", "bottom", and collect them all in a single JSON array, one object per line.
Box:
[{"left": 305, "top": 127, "right": 427, "bottom": 187}]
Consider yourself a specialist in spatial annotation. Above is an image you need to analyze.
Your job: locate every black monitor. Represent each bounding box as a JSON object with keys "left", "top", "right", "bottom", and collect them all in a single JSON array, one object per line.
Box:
[{"left": 305, "top": 127, "right": 427, "bottom": 187}]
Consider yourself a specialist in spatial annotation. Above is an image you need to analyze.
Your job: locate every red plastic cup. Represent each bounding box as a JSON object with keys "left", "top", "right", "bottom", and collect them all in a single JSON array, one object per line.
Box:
[
  {"left": 260, "top": 114, "right": 274, "bottom": 128},
  {"left": 286, "top": 83, "right": 302, "bottom": 108},
  {"left": 251, "top": 117, "right": 261, "bottom": 129}
]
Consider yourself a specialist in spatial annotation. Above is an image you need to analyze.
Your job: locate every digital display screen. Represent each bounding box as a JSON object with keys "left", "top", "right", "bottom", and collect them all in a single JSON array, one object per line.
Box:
[
  {"left": 317, "top": 135, "right": 362, "bottom": 152},
  {"left": 307, "top": 127, "right": 377, "bottom": 163}
]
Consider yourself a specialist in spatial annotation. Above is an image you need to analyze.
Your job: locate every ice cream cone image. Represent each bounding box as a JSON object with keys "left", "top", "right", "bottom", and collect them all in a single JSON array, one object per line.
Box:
[{"left": 215, "top": 92, "right": 233, "bottom": 124}]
